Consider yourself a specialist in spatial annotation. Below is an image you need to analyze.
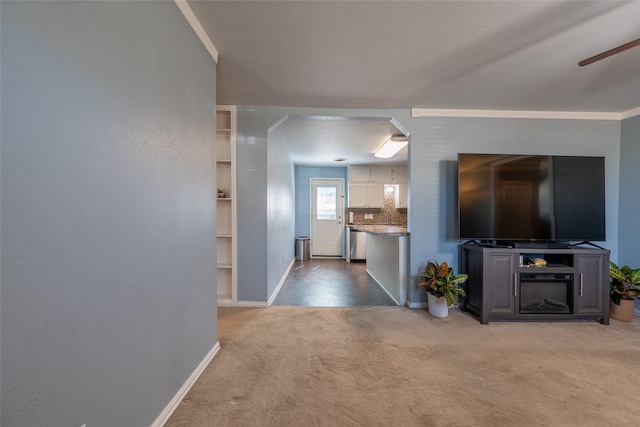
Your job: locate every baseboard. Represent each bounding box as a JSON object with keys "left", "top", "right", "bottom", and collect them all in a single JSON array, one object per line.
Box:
[
  {"left": 407, "top": 299, "right": 428, "bottom": 309},
  {"left": 365, "top": 268, "right": 401, "bottom": 306},
  {"left": 217, "top": 299, "right": 234, "bottom": 307},
  {"left": 152, "top": 341, "right": 220, "bottom": 427},
  {"left": 268, "top": 257, "right": 296, "bottom": 306},
  {"left": 236, "top": 300, "right": 269, "bottom": 307}
]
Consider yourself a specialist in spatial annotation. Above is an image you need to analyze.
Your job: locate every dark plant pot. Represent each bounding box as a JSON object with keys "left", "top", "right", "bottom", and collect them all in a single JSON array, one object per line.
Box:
[{"left": 610, "top": 298, "right": 635, "bottom": 322}]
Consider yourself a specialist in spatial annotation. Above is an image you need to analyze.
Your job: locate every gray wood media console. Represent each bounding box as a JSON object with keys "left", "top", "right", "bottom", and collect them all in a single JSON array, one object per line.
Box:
[{"left": 459, "top": 244, "right": 610, "bottom": 324}]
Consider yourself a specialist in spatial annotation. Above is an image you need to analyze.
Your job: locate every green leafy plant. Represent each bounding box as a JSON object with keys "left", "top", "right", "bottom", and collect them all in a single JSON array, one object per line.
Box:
[
  {"left": 418, "top": 261, "right": 468, "bottom": 307},
  {"left": 610, "top": 261, "right": 640, "bottom": 305}
]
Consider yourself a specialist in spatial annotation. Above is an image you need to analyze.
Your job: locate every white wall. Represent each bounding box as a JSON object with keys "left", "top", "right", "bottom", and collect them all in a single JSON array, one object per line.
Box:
[{"left": 1, "top": 2, "right": 218, "bottom": 425}]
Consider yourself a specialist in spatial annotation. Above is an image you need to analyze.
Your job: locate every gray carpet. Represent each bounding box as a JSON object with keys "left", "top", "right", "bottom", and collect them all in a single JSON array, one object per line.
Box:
[{"left": 167, "top": 306, "right": 640, "bottom": 426}]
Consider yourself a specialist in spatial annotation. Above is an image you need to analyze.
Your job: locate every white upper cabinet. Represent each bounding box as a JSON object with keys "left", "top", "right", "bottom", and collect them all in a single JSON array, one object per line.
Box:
[
  {"left": 396, "top": 184, "right": 409, "bottom": 208},
  {"left": 348, "top": 164, "right": 406, "bottom": 208},
  {"left": 348, "top": 166, "right": 372, "bottom": 182},
  {"left": 392, "top": 166, "right": 407, "bottom": 184},
  {"left": 370, "top": 166, "right": 393, "bottom": 184},
  {"left": 348, "top": 183, "right": 384, "bottom": 208},
  {"left": 349, "top": 165, "right": 406, "bottom": 184}
]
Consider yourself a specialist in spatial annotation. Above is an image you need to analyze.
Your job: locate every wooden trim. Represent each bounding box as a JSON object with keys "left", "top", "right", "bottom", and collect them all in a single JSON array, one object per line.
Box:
[
  {"left": 151, "top": 342, "right": 221, "bottom": 427},
  {"left": 174, "top": 0, "right": 219, "bottom": 63},
  {"left": 236, "top": 301, "right": 269, "bottom": 307},
  {"left": 622, "top": 106, "right": 640, "bottom": 120},
  {"left": 268, "top": 258, "right": 296, "bottom": 306},
  {"left": 411, "top": 108, "right": 622, "bottom": 121}
]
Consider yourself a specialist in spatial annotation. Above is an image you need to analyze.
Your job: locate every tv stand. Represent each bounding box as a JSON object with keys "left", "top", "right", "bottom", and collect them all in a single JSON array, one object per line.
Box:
[
  {"left": 459, "top": 244, "right": 610, "bottom": 324},
  {"left": 497, "top": 241, "right": 572, "bottom": 249},
  {"left": 570, "top": 241, "right": 606, "bottom": 250}
]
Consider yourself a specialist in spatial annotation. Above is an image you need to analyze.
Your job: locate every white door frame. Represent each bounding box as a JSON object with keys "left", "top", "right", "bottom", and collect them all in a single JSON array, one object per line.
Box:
[{"left": 310, "top": 178, "right": 345, "bottom": 257}]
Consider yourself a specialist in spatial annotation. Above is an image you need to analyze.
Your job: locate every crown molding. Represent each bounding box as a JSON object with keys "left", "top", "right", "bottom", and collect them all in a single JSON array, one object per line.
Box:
[
  {"left": 411, "top": 108, "right": 627, "bottom": 120},
  {"left": 174, "top": 0, "right": 218, "bottom": 63},
  {"left": 622, "top": 106, "right": 640, "bottom": 120}
]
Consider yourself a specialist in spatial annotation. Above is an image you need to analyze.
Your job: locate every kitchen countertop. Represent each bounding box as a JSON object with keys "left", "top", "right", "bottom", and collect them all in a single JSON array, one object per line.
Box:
[{"left": 348, "top": 224, "right": 409, "bottom": 236}]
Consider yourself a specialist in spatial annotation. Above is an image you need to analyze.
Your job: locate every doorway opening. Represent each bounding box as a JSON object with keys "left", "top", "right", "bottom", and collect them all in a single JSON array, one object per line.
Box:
[{"left": 268, "top": 114, "right": 410, "bottom": 307}]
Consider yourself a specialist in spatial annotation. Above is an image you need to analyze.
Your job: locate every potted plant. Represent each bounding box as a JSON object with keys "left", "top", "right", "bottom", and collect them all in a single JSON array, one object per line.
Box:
[
  {"left": 609, "top": 261, "right": 640, "bottom": 322},
  {"left": 418, "top": 261, "right": 468, "bottom": 318}
]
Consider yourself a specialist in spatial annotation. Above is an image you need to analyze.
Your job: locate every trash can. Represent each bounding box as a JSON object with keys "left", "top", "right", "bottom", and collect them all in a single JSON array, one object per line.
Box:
[{"left": 296, "top": 237, "right": 310, "bottom": 261}]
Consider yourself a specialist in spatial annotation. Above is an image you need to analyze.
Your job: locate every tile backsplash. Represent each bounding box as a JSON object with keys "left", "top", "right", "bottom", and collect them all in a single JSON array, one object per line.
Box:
[{"left": 346, "top": 186, "right": 407, "bottom": 225}]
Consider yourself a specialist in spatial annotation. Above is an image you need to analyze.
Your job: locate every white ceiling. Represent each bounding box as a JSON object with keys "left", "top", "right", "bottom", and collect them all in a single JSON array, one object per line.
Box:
[
  {"left": 188, "top": 0, "right": 640, "bottom": 165},
  {"left": 272, "top": 115, "right": 407, "bottom": 166}
]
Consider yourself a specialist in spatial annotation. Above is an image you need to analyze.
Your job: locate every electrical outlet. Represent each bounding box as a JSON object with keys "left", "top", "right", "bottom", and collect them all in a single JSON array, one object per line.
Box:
[{"left": 365, "top": 214, "right": 373, "bottom": 219}]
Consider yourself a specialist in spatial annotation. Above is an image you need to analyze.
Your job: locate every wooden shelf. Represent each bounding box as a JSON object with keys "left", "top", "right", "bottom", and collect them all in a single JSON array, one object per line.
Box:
[{"left": 216, "top": 105, "right": 237, "bottom": 306}]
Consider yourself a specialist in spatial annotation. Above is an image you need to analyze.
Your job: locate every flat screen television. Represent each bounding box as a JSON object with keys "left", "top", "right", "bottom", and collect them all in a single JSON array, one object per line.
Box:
[{"left": 458, "top": 153, "right": 605, "bottom": 243}]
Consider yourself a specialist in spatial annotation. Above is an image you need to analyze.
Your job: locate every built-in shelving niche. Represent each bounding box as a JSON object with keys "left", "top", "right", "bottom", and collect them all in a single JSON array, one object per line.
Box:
[{"left": 216, "top": 106, "right": 236, "bottom": 306}]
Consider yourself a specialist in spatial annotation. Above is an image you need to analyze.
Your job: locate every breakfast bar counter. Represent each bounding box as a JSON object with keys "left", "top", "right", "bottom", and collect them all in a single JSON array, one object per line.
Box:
[
  {"left": 350, "top": 224, "right": 409, "bottom": 236},
  {"left": 350, "top": 224, "right": 409, "bottom": 305}
]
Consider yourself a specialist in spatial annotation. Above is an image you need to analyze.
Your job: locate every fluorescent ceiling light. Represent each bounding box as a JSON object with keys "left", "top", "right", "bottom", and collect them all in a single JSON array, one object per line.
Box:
[{"left": 375, "top": 135, "right": 408, "bottom": 159}]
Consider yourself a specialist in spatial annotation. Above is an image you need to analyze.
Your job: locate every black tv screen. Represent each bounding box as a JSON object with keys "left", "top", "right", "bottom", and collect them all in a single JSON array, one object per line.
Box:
[{"left": 458, "top": 153, "right": 605, "bottom": 242}]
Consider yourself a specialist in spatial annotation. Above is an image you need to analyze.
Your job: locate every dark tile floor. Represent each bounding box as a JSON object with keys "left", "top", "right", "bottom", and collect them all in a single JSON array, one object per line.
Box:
[{"left": 272, "top": 258, "right": 398, "bottom": 307}]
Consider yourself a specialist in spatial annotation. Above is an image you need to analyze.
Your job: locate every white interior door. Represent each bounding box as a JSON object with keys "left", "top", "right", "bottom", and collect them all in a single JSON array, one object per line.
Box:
[{"left": 311, "top": 179, "right": 344, "bottom": 257}]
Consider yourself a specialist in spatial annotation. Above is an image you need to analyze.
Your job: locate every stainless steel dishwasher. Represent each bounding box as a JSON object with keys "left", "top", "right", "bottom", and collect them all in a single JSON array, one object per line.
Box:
[{"left": 349, "top": 229, "right": 367, "bottom": 261}]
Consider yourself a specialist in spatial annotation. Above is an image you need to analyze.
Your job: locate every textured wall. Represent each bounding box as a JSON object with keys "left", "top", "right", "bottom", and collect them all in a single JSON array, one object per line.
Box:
[
  {"left": 1, "top": 2, "right": 217, "bottom": 425},
  {"left": 618, "top": 115, "right": 640, "bottom": 266},
  {"left": 295, "top": 166, "right": 348, "bottom": 238},
  {"left": 236, "top": 107, "right": 269, "bottom": 302},
  {"left": 266, "top": 124, "right": 296, "bottom": 300},
  {"left": 235, "top": 107, "right": 622, "bottom": 307},
  {"left": 406, "top": 116, "right": 620, "bottom": 304}
]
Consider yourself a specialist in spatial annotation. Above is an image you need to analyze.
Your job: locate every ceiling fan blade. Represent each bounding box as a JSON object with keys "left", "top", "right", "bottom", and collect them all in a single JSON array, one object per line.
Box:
[{"left": 579, "top": 38, "right": 640, "bottom": 66}]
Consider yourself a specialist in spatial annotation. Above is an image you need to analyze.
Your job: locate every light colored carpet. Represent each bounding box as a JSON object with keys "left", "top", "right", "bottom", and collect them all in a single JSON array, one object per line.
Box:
[{"left": 167, "top": 306, "right": 640, "bottom": 426}]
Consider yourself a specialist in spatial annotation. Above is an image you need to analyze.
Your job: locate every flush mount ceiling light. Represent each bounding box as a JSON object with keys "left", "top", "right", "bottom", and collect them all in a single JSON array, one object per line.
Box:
[
  {"left": 375, "top": 135, "right": 408, "bottom": 159},
  {"left": 333, "top": 157, "right": 348, "bottom": 162}
]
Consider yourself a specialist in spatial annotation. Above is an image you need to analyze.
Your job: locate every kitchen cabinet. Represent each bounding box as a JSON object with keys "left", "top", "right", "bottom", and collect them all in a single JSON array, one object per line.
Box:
[
  {"left": 349, "top": 165, "right": 394, "bottom": 184},
  {"left": 349, "top": 165, "right": 407, "bottom": 184},
  {"left": 349, "top": 164, "right": 406, "bottom": 207},
  {"left": 348, "top": 183, "right": 384, "bottom": 208},
  {"left": 392, "top": 166, "right": 407, "bottom": 184},
  {"left": 348, "top": 166, "right": 372, "bottom": 182},
  {"left": 370, "top": 166, "right": 393, "bottom": 184},
  {"left": 396, "top": 184, "right": 409, "bottom": 208}
]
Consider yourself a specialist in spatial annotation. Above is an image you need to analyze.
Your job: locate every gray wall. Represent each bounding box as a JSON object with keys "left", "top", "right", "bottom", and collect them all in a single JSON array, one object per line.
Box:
[
  {"left": 407, "top": 116, "right": 620, "bottom": 304},
  {"left": 236, "top": 108, "right": 404, "bottom": 304},
  {"left": 295, "top": 166, "right": 348, "bottom": 238},
  {"left": 235, "top": 107, "right": 622, "bottom": 306},
  {"left": 235, "top": 109, "right": 297, "bottom": 303},
  {"left": 619, "top": 115, "right": 640, "bottom": 266},
  {"left": 236, "top": 107, "right": 269, "bottom": 302},
  {"left": 266, "top": 124, "right": 296, "bottom": 299},
  {"left": 1, "top": 2, "right": 218, "bottom": 426}
]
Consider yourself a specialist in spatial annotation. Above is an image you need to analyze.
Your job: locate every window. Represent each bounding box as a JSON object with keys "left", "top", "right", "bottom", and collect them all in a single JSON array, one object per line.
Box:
[{"left": 316, "top": 186, "right": 337, "bottom": 220}]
